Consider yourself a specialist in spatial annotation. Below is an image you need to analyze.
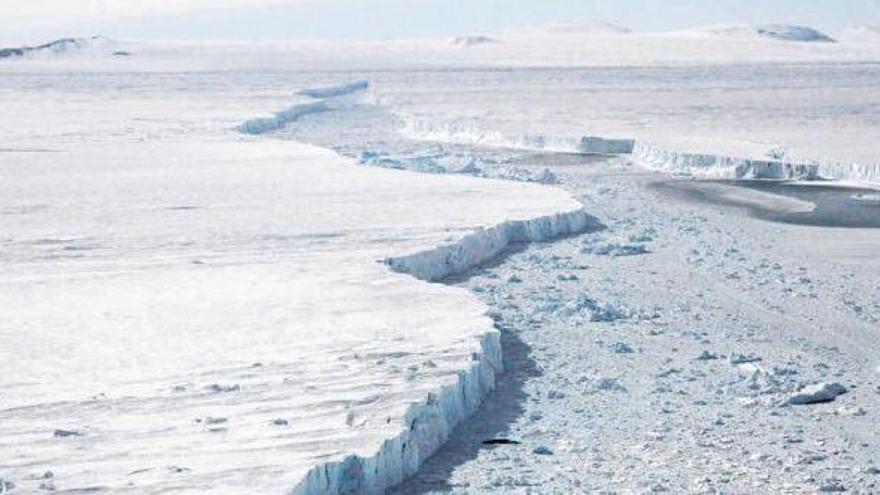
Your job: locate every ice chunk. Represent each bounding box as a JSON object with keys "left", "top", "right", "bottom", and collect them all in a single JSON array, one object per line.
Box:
[{"left": 786, "top": 382, "right": 848, "bottom": 405}]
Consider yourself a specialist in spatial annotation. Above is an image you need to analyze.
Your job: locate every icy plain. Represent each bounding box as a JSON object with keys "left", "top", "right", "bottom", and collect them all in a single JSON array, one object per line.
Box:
[
  {"left": 0, "top": 70, "right": 589, "bottom": 493},
  {"left": 3, "top": 23, "right": 880, "bottom": 494}
]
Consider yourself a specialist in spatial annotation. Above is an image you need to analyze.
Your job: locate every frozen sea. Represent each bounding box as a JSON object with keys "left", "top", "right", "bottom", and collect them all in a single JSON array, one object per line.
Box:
[{"left": 2, "top": 28, "right": 880, "bottom": 493}]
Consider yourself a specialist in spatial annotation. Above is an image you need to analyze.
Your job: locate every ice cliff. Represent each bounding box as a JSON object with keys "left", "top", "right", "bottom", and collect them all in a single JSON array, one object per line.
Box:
[{"left": 239, "top": 87, "right": 602, "bottom": 494}]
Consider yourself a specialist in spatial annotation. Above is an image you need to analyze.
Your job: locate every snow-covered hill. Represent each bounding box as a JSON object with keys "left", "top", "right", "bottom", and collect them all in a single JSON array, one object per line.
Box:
[
  {"left": 0, "top": 35, "right": 123, "bottom": 59},
  {"left": 450, "top": 36, "right": 499, "bottom": 47},
  {"left": 684, "top": 24, "right": 836, "bottom": 42}
]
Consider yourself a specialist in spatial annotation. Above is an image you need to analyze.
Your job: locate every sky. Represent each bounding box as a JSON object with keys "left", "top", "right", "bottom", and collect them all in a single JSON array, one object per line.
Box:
[{"left": 4, "top": 0, "right": 880, "bottom": 43}]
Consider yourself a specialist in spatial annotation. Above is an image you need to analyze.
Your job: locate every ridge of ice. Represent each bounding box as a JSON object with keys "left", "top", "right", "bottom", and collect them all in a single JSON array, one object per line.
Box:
[
  {"left": 399, "top": 116, "right": 633, "bottom": 155},
  {"left": 387, "top": 209, "right": 603, "bottom": 282},
  {"left": 633, "top": 141, "right": 880, "bottom": 183},
  {"left": 397, "top": 114, "right": 879, "bottom": 184},
  {"left": 239, "top": 100, "right": 332, "bottom": 134},
  {"left": 396, "top": 114, "right": 878, "bottom": 184},
  {"left": 633, "top": 141, "right": 818, "bottom": 180},
  {"left": 240, "top": 81, "right": 372, "bottom": 135},
  {"left": 297, "top": 80, "right": 370, "bottom": 99}
]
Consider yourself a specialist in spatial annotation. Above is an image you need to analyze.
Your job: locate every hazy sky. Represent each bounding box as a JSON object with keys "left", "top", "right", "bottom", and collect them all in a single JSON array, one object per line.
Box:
[{"left": 6, "top": 0, "right": 880, "bottom": 42}]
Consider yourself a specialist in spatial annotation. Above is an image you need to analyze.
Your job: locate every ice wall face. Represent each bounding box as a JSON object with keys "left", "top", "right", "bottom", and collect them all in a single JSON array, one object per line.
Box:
[
  {"left": 290, "top": 331, "right": 503, "bottom": 495},
  {"left": 290, "top": 208, "right": 601, "bottom": 495},
  {"left": 239, "top": 100, "right": 332, "bottom": 134},
  {"left": 387, "top": 210, "right": 603, "bottom": 282},
  {"left": 633, "top": 142, "right": 821, "bottom": 180},
  {"left": 399, "top": 115, "right": 633, "bottom": 155},
  {"left": 632, "top": 141, "right": 880, "bottom": 184}
]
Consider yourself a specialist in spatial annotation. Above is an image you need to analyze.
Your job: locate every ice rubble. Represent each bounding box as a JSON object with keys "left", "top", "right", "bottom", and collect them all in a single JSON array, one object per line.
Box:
[{"left": 787, "top": 382, "right": 849, "bottom": 405}]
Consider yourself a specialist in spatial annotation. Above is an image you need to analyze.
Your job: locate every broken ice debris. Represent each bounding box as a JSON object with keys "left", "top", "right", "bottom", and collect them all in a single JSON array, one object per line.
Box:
[
  {"left": 610, "top": 342, "right": 634, "bottom": 354},
  {"left": 532, "top": 445, "right": 554, "bottom": 455},
  {"left": 581, "top": 241, "right": 649, "bottom": 257},
  {"left": 53, "top": 429, "right": 82, "bottom": 438},
  {"left": 786, "top": 382, "right": 848, "bottom": 405},
  {"left": 696, "top": 350, "right": 720, "bottom": 361},
  {"left": 730, "top": 353, "right": 762, "bottom": 364}
]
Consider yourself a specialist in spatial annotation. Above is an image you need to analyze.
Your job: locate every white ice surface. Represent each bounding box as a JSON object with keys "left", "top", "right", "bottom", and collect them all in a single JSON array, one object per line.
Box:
[
  {"left": 0, "top": 77, "right": 585, "bottom": 493},
  {"left": 3, "top": 29, "right": 880, "bottom": 493}
]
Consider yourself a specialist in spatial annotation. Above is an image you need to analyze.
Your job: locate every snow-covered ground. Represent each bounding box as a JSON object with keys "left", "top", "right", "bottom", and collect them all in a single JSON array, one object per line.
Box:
[
  {"left": 0, "top": 70, "right": 590, "bottom": 494},
  {"left": 2, "top": 25, "right": 880, "bottom": 493}
]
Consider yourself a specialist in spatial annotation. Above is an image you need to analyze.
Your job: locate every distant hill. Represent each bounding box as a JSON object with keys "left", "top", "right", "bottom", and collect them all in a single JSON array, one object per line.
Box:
[
  {"left": 0, "top": 36, "right": 119, "bottom": 59},
  {"left": 450, "top": 36, "right": 499, "bottom": 47},
  {"left": 692, "top": 24, "right": 836, "bottom": 43}
]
